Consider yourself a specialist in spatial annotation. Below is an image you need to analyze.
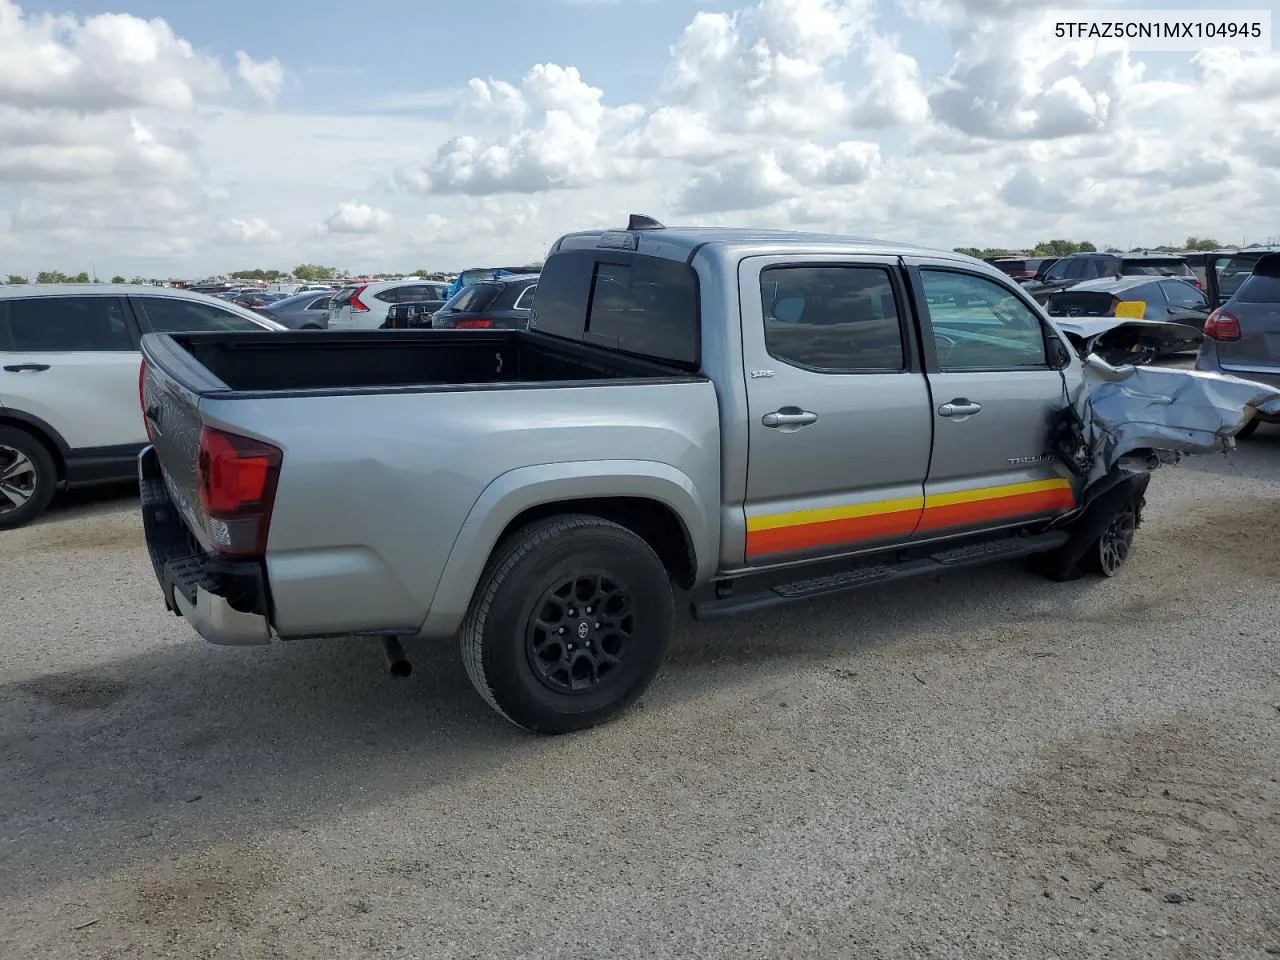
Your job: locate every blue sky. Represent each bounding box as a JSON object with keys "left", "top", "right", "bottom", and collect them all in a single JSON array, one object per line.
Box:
[{"left": 1, "top": 0, "right": 1278, "bottom": 276}]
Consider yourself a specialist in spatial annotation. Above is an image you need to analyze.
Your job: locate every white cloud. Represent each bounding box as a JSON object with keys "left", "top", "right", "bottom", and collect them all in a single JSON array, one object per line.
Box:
[
  {"left": 320, "top": 201, "right": 393, "bottom": 234},
  {"left": 0, "top": 0, "right": 226, "bottom": 111},
  {"left": 4, "top": 0, "right": 1280, "bottom": 277},
  {"left": 235, "top": 51, "right": 284, "bottom": 105},
  {"left": 220, "top": 216, "right": 282, "bottom": 244}
]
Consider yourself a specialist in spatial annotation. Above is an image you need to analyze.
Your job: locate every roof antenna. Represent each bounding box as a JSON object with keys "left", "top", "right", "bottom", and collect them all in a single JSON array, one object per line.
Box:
[{"left": 627, "top": 214, "right": 665, "bottom": 231}]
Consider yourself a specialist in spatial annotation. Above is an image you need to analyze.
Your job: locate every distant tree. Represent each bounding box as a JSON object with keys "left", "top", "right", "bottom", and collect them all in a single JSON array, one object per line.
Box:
[
  {"left": 953, "top": 247, "right": 1014, "bottom": 259},
  {"left": 1103, "top": 247, "right": 1124, "bottom": 253},
  {"left": 231, "top": 268, "right": 284, "bottom": 281},
  {"left": 110, "top": 275, "right": 127, "bottom": 284},
  {"left": 129, "top": 276, "right": 148, "bottom": 285},
  {"left": 1183, "top": 236, "right": 1220, "bottom": 251},
  {"left": 293, "top": 263, "right": 337, "bottom": 281},
  {"left": 70, "top": 271, "right": 90, "bottom": 283},
  {"left": 36, "top": 270, "right": 67, "bottom": 283},
  {"left": 6, "top": 274, "right": 27, "bottom": 284},
  {"left": 1031, "top": 240, "right": 1096, "bottom": 257}
]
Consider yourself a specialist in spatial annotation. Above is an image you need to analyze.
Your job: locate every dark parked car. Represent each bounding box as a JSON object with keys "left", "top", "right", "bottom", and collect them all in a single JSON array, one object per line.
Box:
[
  {"left": 1204, "top": 247, "right": 1280, "bottom": 306},
  {"left": 430, "top": 274, "right": 538, "bottom": 330},
  {"left": 254, "top": 290, "right": 334, "bottom": 329},
  {"left": 1044, "top": 276, "right": 1208, "bottom": 365},
  {"left": 383, "top": 299, "right": 447, "bottom": 329},
  {"left": 1023, "top": 253, "right": 1197, "bottom": 304},
  {"left": 987, "top": 257, "right": 1048, "bottom": 281},
  {"left": 1196, "top": 252, "right": 1280, "bottom": 437}
]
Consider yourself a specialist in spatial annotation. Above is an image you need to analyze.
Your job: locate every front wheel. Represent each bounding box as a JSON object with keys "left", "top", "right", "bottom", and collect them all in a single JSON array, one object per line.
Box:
[
  {"left": 1084, "top": 500, "right": 1137, "bottom": 577},
  {"left": 460, "top": 515, "right": 673, "bottom": 734}
]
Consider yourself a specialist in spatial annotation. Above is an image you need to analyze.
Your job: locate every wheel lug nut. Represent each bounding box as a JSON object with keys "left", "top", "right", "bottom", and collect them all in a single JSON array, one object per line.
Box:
[
  {"left": 594, "top": 622, "right": 600, "bottom": 629},
  {"left": 586, "top": 607, "right": 592, "bottom": 614},
  {"left": 568, "top": 643, "right": 574, "bottom": 650},
  {"left": 559, "top": 627, "right": 566, "bottom": 635}
]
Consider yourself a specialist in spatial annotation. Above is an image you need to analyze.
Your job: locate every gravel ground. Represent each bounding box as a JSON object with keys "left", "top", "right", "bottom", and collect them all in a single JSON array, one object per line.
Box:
[{"left": 2, "top": 430, "right": 1278, "bottom": 960}]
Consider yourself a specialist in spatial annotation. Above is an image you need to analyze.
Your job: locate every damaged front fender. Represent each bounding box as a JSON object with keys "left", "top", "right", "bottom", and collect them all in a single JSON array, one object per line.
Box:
[{"left": 1080, "top": 354, "right": 1280, "bottom": 483}]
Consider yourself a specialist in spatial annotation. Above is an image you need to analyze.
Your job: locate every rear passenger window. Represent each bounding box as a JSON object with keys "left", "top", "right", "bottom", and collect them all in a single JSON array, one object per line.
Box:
[
  {"left": 2, "top": 296, "right": 133, "bottom": 352},
  {"left": 137, "top": 297, "right": 264, "bottom": 333},
  {"left": 920, "top": 270, "right": 1048, "bottom": 371},
  {"left": 759, "top": 265, "right": 904, "bottom": 372}
]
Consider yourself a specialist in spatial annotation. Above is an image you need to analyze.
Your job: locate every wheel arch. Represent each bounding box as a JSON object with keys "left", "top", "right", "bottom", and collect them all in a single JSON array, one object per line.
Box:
[
  {"left": 418, "top": 461, "right": 717, "bottom": 639},
  {"left": 0, "top": 409, "right": 68, "bottom": 482}
]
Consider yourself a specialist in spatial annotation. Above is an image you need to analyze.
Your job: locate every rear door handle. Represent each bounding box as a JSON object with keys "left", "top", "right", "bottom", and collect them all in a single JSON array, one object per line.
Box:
[
  {"left": 762, "top": 409, "right": 818, "bottom": 428},
  {"left": 938, "top": 399, "right": 982, "bottom": 417},
  {"left": 3, "top": 363, "right": 50, "bottom": 373}
]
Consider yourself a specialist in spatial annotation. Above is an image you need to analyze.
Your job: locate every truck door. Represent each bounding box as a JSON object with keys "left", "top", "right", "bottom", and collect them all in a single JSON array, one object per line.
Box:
[
  {"left": 738, "top": 255, "right": 932, "bottom": 566},
  {"left": 902, "top": 259, "right": 1082, "bottom": 539}
]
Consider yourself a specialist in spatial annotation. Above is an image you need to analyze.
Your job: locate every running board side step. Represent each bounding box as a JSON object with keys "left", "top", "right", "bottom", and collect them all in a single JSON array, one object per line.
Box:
[{"left": 690, "top": 530, "right": 1070, "bottom": 620}]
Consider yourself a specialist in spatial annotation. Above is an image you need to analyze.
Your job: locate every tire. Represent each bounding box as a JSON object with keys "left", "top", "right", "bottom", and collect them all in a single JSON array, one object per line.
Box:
[
  {"left": 1081, "top": 498, "right": 1138, "bottom": 577},
  {"left": 0, "top": 426, "right": 58, "bottom": 530},
  {"left": 1235, "top": 417, "right": 1261, "bottom": 439},
  {"left": 460, "top": 514, "right": 673, "bottom": 734}
]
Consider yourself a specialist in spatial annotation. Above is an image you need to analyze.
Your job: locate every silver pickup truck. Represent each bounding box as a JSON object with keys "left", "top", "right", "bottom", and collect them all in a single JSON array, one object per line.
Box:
[{"left": 139, "top": 217, "right": 1165, "bottom": 734}]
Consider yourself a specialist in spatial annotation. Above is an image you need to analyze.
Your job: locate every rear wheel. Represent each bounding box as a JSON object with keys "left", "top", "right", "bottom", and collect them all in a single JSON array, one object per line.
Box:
[
  {"left": 460, "top": 514, "right": 673, "bottom": 734},
  {"left": 0, "top": 427, "right": 57, "bottom": 530}
]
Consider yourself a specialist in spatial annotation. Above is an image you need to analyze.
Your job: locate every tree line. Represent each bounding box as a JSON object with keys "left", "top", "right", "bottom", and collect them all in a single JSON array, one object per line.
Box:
[{"left": 952, "top": 236, "right": 1223, "bottom": 260}]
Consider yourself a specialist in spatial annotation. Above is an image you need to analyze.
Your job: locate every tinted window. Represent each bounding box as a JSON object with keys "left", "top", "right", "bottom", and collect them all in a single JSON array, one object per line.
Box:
[
  {"left": 1161, "top": 279, "right": 1205, "bottom": 308},
  {"left": 1063, "top": 258, "right": 1093, "bottom": 280},
  {"left": 759, "top": 265, "right": 904, "bottom": 372},
  {"left": 920, "top": 270, "right": 1048, "bottom": 370},
  {"left": 306, "top": 296, "right": 331, "bottom": 310},
  {"left": 1218, "top": 255, "right": 1260, "bottom": 300},
  {"left": 1235, "top": 258, "right": 1280, "bottom": 303},
  {"left": 990, "top": 260, "right": 1027, "bottom": 275},
  {"left": 2, "top": 296, "right": 133, "bottom": 352},
  {"left": 447, "top": 283, "right": 502, "bottom": 313},
  {"left": 138, "top": 297, "right": 265, "bottom": 333},
  {"left": 1043, "top": 259, "right": 1070, "bottom": 281},
  {"left": 585, "top": 256, "right": 698, "bottom": 366},
  {"left": 513, "top": 283, "right": 537, "bottom": 311},
  {"left": 1122, "top": 258, "right": 1191, "bottom": 277}
]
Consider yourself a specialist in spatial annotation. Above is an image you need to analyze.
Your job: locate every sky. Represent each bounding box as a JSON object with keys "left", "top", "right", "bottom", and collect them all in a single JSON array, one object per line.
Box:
[{"left": 0, "top": 0, "right": 1278, "bottom": 278}]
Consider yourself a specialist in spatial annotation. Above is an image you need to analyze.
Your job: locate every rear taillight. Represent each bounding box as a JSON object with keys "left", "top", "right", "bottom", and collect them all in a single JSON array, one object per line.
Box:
[
  {"left": 1204, "top": 308, "right": 1242, "bottom": 341},
  {"left": 349, "top": 285, "right": 370, "bottom": 313},
  {"left": 455, "top": 318, "right": 493, "bottom": 329},
  {"left": 1193, "top": 278, "right": 1204, "bottom": 290},
  {"left": 138, "top": 360, "right": 153, "bottom": 442},
  {"left": 196, "top": 426, "right": 282, "bottom": 558}
]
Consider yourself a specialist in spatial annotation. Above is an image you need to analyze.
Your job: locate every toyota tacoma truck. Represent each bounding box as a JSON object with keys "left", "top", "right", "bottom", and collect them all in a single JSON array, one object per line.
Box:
[{"left": 138, "top": 216, "right": 1195, "bottom": 734}]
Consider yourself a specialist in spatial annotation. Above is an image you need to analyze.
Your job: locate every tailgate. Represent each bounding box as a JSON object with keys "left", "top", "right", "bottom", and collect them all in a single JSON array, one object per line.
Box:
[{"left": 139, "top": 334, "right": 225, "bottom": 549}]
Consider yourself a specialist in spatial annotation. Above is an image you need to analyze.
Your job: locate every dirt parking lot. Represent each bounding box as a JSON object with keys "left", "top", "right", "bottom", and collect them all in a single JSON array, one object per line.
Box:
[{"left": 2, "top": 432, "right": 1278, "bottom": 960}]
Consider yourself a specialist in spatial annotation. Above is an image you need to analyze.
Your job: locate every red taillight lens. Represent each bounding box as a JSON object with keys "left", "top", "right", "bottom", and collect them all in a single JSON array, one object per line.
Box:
[
  {"left": 455, "top": 318, "right": 494, "bottom": 329},
  {"left": 349, "top": 285, "right": 370, "bottom": 313},
  {"left": 138, "top": 360, "right": 154, "bottom": 442},
  {"left": 1204, "top": 308, "right": 1242, "bottom": 341},
  {"left": 197, "top": 426, "right": 282, "bottom": 558},
  {"left": 1193, "top": 278, "right": 1204, "bottom": 290}
]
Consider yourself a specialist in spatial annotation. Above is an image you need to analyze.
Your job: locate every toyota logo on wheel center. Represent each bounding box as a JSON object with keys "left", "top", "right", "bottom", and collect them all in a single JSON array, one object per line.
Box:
[{"left": 577, "top": 622, "right": 589, "bottom": 639}]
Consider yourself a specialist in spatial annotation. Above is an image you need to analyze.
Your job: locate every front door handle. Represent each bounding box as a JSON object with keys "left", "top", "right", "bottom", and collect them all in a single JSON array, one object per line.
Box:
[
  {"left": 938, "top": 399, "right": 982, "bottom": 417},
  {"left": 3, "top": 363, "right": 50, "bottom": 373},
  {"left": 762, "top": 409, "right": 818, "bottom": 428}
]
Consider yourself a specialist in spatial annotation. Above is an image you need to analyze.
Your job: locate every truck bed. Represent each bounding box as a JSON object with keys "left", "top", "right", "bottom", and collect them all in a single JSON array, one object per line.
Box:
[{"left": 149, "top": 328, "right": 695, "bottom": 396}]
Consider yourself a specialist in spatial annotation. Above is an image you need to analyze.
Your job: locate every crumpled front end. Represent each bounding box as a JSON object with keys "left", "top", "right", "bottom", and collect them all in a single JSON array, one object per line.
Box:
[{"left": 1080, "top": 355, "right": 1280, "bottom": 482}]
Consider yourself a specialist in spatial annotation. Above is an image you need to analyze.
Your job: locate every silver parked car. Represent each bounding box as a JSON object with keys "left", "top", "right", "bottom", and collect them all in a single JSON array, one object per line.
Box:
[{"left": 1195, "top": 252, "right": 1280, "bottom": 437}]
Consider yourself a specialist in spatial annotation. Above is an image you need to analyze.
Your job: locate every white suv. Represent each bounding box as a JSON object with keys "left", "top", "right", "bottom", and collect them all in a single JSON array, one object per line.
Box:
[
  {"left": 0, "top": 285, "right": 283, "bottom": 529},
  {"left": 327, "top": 279, "right": 453, "bottom": 330}
]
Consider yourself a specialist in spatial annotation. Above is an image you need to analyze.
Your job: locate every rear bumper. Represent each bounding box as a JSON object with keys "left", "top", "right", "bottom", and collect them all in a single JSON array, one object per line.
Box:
[{"left": 138, "top": 446, "right": 274, "bottom": 646}]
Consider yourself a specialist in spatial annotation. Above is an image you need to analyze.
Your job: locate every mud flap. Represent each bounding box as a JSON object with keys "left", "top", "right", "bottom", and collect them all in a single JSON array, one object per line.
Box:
[{"left": 1034, "top": 469, "right": 1152, "bottom": 582}]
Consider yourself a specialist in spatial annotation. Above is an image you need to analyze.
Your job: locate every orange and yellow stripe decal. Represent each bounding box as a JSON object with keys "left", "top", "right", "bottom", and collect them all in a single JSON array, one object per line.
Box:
[
  {"left": 915, "top": 478, "right": 1076, "bottom": 534},
  {"left": 745, "top": 478, "right": 1075, "bottom": 559}
]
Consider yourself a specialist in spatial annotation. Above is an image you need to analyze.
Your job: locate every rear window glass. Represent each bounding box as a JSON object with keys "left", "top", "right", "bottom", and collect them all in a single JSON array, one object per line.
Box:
[
  {"left": 532, "top": 251, "right": 699, "bottom": 368},
  {"left": 446, "top": 283, "right": 501, "bottom": 313},
  {"left": 990, "top": 260, "right": 1028, "bottom": 274},
  {"left": 330, "top": 287, "right": 356, "bottom": 308},
  {"left": 1046, "top": 291, "right": 1115, "bottom": 315},
  {"left": 1217, "top": 256, "right": 1262, "bottom": 300},
  {"left": 1, "top": 296, "right": 133, "bottom": 352},
  {"left": 1235, "top": 262, "right": 1280, "bottom": 303},
  {"left": 1121, "top": 259, "right": 1190, "bottom": 277}
]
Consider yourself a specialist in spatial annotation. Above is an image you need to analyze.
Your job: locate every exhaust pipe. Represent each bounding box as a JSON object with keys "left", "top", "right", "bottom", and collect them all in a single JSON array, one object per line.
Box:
[{"left": 380, "top": 636, "right": 412, "bottom": 678}]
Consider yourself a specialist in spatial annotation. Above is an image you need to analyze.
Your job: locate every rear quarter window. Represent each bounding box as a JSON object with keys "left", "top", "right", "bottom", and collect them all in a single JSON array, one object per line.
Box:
[
  {"left": 532, "top": 250, "right": 699, "bottom": 368},
  {"left": 1122, "top": 259, "right": 1191, "bottom": 277}
]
